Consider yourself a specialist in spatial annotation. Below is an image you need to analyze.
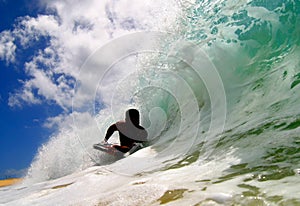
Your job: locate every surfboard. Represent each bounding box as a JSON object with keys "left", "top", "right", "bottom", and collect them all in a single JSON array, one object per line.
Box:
[
  {"left": 93, "top": 143, "right": 143, "bottom": 157},
  {"left": 93, "top": 143, "right": 113, "bottom": 152}
]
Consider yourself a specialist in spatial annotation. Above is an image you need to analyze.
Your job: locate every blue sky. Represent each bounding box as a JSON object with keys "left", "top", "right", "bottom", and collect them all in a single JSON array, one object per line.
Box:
[
  {"left": 0, "top": 0, "right": 58, "bottom": 178},
  {"left": 0, "top": 0, "right": 115, "bottom": 178}
]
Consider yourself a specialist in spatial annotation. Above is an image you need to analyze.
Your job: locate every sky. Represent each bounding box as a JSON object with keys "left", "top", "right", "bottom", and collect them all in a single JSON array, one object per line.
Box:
[
  {"left": 0, "top": 0, "right": 60, "bottom": 178},
  {"left": 0, "top": 0, "right": 178, "bottom": 179}
]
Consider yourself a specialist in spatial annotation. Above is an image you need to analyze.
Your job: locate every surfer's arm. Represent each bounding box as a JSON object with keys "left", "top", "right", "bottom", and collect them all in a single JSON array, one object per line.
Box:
[{"left": 104, "top": 124, "right": 118, "bottom": 142}]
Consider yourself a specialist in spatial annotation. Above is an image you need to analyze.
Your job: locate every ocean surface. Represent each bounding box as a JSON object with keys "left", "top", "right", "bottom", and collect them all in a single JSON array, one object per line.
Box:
[{"left": 1, "top": 0, "right": 300, "bottom": 205}]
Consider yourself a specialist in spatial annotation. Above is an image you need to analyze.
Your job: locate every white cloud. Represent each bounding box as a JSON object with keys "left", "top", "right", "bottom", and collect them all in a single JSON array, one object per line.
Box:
[
  {"left": 43, "top": 114, "right": 64, "bottom": 129},
  {"left": 2, "top": 168, "right": 27, "bottom": 178},
  {"left": 13, "top": 15, "right": 60, "bottom": 46},
  {"left": 5, "top": 0, "right": 180, "bottom": 110},
  {"left": 0, "top": 30, "right": 16, "bottom": 64},
  {"left": 8, "top": 81, "right": 42, "bottom": 108}
]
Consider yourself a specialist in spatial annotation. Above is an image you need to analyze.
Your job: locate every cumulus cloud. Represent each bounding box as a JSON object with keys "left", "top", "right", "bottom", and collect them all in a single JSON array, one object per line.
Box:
[
  {"left": 3, "top": 0, "right": 179, "bottom": 110},
  {"left": 8, "top": 86, "right": 41, "bottom": 108},
  {"left": 0, "top": 30, "right": 16, "bottom": 64}
]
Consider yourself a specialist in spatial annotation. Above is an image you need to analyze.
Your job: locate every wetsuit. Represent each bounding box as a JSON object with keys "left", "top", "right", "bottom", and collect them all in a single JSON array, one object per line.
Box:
[{"left": 104, "top": 121, "right": 147, "bottom": 153}]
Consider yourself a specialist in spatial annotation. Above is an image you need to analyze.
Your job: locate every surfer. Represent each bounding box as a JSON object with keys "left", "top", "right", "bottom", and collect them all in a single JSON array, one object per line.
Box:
[{"left": 102, "top": 109, "right": 148, "bottom": 153}]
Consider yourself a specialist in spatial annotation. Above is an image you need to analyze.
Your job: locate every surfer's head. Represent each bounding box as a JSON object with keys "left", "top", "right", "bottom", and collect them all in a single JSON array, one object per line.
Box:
[{"left": 125, "top": 109, "right": 140, "bottom": 126}]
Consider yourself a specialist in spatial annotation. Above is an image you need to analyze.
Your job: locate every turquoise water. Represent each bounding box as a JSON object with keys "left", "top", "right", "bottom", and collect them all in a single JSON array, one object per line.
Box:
[
  {"left": 179, "top": 0, "right": 300, "bottom": 204},
  {"left": 136, "top": 0, "right": 300, "bottom": 204}
]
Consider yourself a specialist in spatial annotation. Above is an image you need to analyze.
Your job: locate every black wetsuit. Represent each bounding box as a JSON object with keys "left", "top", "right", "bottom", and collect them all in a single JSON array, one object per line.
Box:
[{"left": 104, "top": 121, "right": 147, "bottom": 153}]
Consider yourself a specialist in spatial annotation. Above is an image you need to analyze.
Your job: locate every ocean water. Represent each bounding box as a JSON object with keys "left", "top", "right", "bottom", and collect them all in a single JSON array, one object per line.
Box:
[{"left": 1, "top": 0, "right": 300, "bottom": 205}]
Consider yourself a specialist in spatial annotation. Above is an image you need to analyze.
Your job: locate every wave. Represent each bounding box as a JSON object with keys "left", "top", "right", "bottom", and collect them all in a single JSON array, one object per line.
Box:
[{"left": 24, "top": 2, "right": 300, "bottom": 203}]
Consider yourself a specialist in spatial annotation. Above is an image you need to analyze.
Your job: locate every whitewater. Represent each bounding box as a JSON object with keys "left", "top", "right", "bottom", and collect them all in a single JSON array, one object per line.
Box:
[{"left": 1, "top": 0, "right": 300, "bottom": 205}]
